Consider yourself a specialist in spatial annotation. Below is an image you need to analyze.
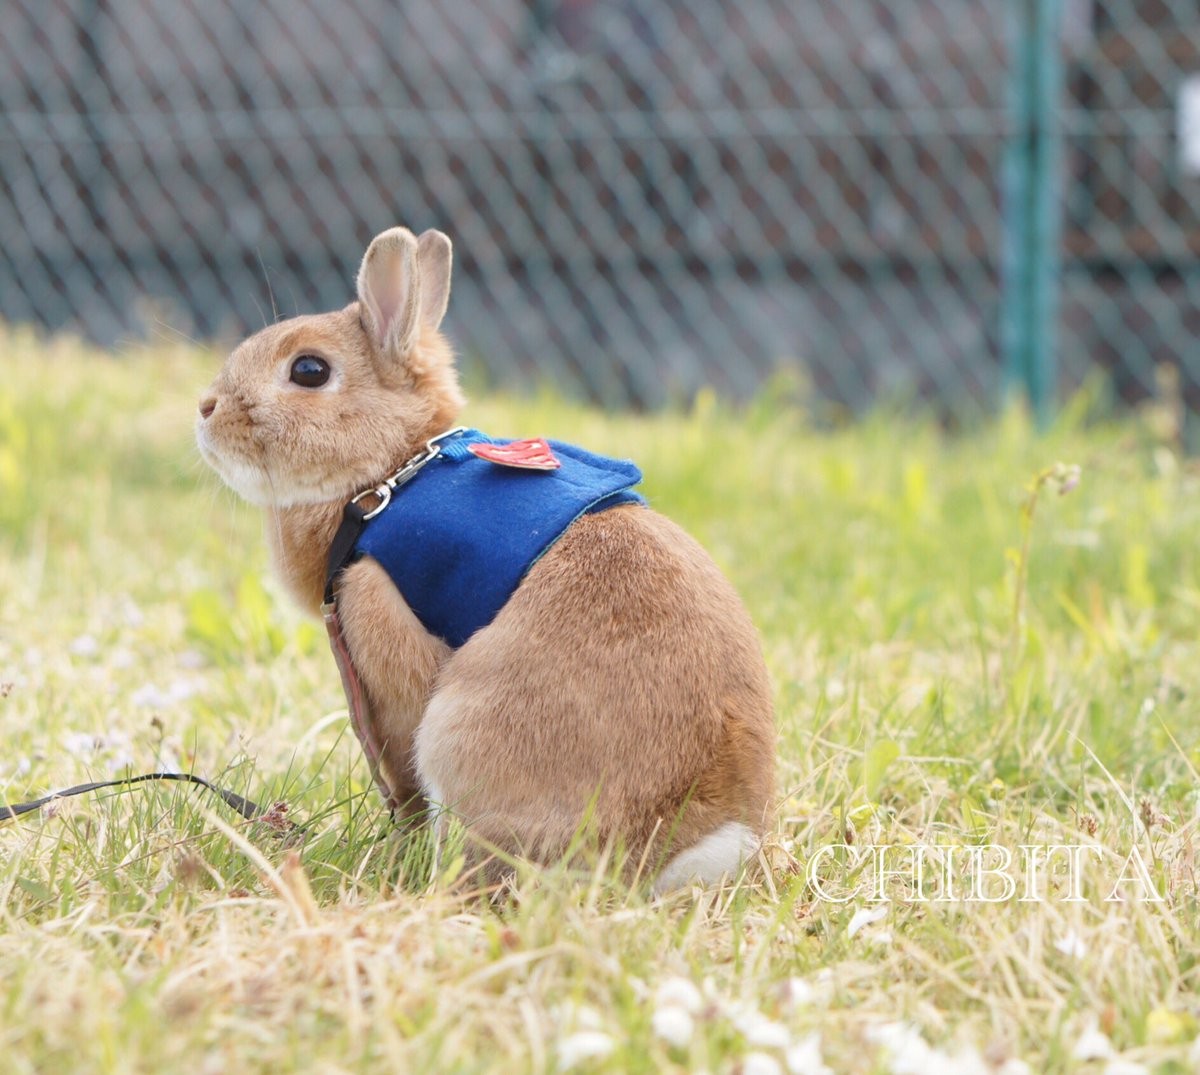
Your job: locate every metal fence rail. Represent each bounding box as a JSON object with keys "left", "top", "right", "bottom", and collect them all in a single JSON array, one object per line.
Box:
[{"left": 1, "top": 1, "right": 1197, "bottom": 414}]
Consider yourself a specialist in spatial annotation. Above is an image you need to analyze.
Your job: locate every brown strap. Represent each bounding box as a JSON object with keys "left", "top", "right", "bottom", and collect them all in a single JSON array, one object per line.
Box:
[
  {"left": 322, "top": 598, "right": 396, "bottom": 809},
  {"left": 322, "top": 499, "right": 399, "bottom": 811}
]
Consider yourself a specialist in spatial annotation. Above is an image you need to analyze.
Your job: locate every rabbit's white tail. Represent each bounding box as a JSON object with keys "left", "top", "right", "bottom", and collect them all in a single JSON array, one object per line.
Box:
[{"left": 653, "top": 822, "right": 760, "bottom": 894}]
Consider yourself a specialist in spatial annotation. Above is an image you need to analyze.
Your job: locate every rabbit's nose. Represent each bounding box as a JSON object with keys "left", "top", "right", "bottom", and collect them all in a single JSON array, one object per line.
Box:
[{"left": 198, "top": 397, "right": 217, "bottom": 419}]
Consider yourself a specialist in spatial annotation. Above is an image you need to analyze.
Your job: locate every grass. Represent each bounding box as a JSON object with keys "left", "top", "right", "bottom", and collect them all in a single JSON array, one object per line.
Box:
[{"left": 2, "top": 322, "right": 1200, "bottom": 1074}]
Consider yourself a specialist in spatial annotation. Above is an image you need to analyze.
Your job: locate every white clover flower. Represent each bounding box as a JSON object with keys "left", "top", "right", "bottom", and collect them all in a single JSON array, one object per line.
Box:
[
  {"left": 556, "top": 1031, "right": 615, "bottom": 1070},
  {"left": 68, "top": 634, "right": 100, "bottom": 658},
  {"left": 741, "top": 1052, "right": 784, "bottom": 1075},
  {"left": 63, "top": 730, "right": 135, "bottom": 772},
  {"left": 730, "top": 1005, "right": 790, "bottom": 1049},
  {"left": 655, "top": 976, "right": 703, "bottom": 1014},
  {"left": 866, "top": 1022, "right": 935, "bottom": 1075},
  {"left": 651, "top": 975, "right": 703, "bottom": 1049},
  {"left": 106, "top": 744, "right": 136, "bottom": 772},
  {"left": 785, "top": 1032, "right": 833, "bottom": 1075},
  {"left": 652, "top": 1005, "right": 694, "bottom": 1049},
  {"left": 1072, "top": 1017, "right": 1115, "bottom": 1061},
  {"left": 130, "top": 677, "right": 201, "bottom": 710},
  {"left": 780, "top": 977, "right": 817, "bottom": 1009},
  {"left": 1054, "top": 929, "right": 1087, "bottom": 960},
  {"left": 62, "top": 732, "right": 102, "bottom": 757},
  {"left": 847, "top": 903, "right": 888, "bottom": 938},
  {"left": 940, "top": 1046, "right": 990, "bottom": 1075},
  {"left": 1101, "top": 1061, "right": 1148, "bottom": 1075},
  {"left": 996, "top": 1060, "right": 1032, "bottom": 1075},
  {"left": 131, "top": 683, "right": 172, "bottom": 709}
]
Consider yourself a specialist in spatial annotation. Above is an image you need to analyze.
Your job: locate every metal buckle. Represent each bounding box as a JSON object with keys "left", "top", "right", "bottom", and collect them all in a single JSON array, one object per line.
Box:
[{"left": 349, "top": 427, "right": 467, "bottom": 521}]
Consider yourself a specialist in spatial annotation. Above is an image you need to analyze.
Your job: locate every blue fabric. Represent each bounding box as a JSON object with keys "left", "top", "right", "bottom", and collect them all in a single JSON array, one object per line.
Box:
[{"left": 353, "top": 428, "right": 644, "bottom": 647}]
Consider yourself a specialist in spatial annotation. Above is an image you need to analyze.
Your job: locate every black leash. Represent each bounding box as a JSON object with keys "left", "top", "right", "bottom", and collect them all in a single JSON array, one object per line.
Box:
[
  {"left": 0, "top": 771, "right": 263, "bottom": 823},
  {"left": 1, "top": 444, "right": 421, "bottom": 833},
  {"left": 0, "top": 495, "right": 374, "bottom": 833}
]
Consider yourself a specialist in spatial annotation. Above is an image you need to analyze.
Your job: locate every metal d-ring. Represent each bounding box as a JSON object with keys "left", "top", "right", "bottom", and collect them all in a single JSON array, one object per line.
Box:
[
  {"left": 349, "top": 427, "right": 467, "bottom": 521},
  {"left": 350, "top": 482, "right": 393, "bottom": 520}
]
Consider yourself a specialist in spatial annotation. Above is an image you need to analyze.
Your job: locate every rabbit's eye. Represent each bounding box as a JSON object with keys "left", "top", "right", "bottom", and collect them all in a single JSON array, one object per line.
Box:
[{"left": 290, "top": 355, "right": 331, "bottom": 388}]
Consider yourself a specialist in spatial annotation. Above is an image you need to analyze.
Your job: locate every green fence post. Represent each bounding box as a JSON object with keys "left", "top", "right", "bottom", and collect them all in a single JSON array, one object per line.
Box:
[{"left": 1001, "top": 0, "right": 1064, "bottom": 426}]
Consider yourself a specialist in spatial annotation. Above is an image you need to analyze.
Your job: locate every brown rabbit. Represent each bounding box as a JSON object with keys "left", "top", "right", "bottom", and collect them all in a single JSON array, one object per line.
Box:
[{"left": 196, "top": 226, "right": 774, "bottom": 891}]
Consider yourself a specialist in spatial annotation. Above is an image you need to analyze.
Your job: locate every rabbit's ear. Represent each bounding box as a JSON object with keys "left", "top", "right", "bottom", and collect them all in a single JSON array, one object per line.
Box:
[
  {"left": 416, "top": 229, "right": 452, "bottom": 331},
  {"left": 357, "top": 227, "right": 422, "bottom": 357}
]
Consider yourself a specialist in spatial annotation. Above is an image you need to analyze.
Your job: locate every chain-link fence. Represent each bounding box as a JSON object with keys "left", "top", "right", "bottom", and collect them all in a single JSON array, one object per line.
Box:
[{"left": 1, "top": 1, "right": 1197, "bottom": 413}]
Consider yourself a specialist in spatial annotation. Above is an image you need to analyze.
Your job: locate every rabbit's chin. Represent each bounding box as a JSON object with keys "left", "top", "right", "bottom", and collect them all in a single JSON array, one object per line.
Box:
[{"left": 200, "top": 442, "right": 341, "bottom": 509}]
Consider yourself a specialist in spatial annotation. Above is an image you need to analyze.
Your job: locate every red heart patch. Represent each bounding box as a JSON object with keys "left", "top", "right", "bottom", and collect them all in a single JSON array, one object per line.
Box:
[{"left": 469, "top": 438, "right": 561, "bottom": 470}]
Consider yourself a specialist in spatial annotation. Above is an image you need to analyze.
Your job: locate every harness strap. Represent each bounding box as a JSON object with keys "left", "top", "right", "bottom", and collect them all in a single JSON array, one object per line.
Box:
[{"left": 324, "top": 500, "right": 369, "bottom": 606}]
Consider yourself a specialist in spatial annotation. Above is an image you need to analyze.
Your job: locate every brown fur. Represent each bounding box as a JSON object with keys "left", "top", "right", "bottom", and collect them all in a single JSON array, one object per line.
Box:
[{"left": 197, "top": 226, "right": 775, "bottom": 882}]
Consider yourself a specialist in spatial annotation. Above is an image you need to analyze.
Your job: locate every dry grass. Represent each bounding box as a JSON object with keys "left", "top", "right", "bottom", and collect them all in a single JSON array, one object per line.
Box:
[{"left": 2, "top": 325, "right": 1200, "bottom": 1074}]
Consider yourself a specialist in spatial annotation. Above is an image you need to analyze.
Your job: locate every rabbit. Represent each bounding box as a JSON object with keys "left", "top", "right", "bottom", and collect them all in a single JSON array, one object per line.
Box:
[{"left": 196, "top": 225, "right": 775, "bottom": 891}]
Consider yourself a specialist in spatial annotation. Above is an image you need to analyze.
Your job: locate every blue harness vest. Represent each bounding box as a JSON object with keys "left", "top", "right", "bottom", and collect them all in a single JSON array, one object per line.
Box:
[{"left": 351, "top": 428, "right": 645, "bottom": 647}]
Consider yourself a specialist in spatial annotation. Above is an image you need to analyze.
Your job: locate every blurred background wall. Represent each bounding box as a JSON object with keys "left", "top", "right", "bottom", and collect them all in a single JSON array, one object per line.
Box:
[{"left": 0, "top": 0, "right": 1197, "bottom": 413}]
